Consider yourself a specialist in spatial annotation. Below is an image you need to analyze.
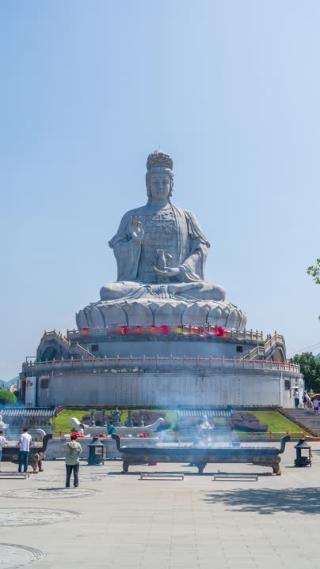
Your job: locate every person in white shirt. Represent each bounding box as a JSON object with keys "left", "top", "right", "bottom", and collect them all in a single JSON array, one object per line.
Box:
[
  {"left": 0, "top": 430, "right": 7, "bottom": 470},
  {"left": 18, "top": 427, "right": 32, "bottom": 473}
]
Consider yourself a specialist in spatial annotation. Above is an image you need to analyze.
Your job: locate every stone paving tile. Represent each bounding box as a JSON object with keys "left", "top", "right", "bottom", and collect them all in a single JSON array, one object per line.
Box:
[{"left": 1, "top": 443, "right": 320, "bottom": 568}]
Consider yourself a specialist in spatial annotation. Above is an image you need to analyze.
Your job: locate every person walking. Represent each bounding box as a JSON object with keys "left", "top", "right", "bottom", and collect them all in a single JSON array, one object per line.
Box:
[
  {"left": 65, "top": 433, "right": 82, "bottom": 488},
  {"left": 304, "top": 391, "right": 312, "bottom": 409},
  {"left": 294, "top": 389, "right": 300, "bottom": 409},
  {"left": 107, "top": 420, "right": 116, "bottom": 435},
  {"left": 0, "top": 430, "right": 7, "bottom": 471},
  {"left": 18, "top": 427, "right": 32, "bottom": 473},
  {"left": 313, "top": 397, "right": 319, "bottom": 415}
]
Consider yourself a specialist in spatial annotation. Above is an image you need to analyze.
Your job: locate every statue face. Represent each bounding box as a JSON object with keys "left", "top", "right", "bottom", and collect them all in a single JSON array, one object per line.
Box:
[{"left": 148, "top": 171, "right": 171, "bottom": 202}]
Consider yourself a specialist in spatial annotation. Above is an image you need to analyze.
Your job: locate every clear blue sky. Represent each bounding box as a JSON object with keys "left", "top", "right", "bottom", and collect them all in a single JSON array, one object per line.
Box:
[{"left": 1, "top": 1, "right": 319, "bottom": 379}]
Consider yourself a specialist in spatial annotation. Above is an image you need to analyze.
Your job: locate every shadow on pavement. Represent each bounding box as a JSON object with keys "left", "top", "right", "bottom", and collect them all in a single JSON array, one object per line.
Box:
[{"left": 204, "top": 487, "right": 320, "bottom": 515}]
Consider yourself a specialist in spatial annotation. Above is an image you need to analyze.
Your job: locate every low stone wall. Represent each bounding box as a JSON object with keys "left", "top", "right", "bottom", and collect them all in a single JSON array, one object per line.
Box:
[{"left": 36, "top": 367, "right": 296, "bottom": 408}]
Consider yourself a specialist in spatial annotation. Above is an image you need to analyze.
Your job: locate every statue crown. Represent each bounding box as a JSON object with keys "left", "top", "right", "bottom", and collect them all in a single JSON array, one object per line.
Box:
[{"left": 147, "top": 150, "right": 173, "bottom": 172}]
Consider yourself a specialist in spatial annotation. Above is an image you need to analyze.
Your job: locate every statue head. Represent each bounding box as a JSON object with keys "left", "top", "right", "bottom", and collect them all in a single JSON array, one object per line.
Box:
[{"left": 146, "top": 150, "right": 174, "bottom": 202}]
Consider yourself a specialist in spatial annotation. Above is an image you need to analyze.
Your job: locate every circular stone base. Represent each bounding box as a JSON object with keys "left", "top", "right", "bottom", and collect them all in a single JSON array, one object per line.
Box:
[
  {"left": 0, "top": 543, "right": 44, "bottom": 568},
  {"left": 34, "top": 471, "right": 109, "bottom": 484},
  {"left": 77, "top": 298, "right": 246, "bottom": 330},
  {"left": 0, "top": 508, "right": 78, "bottom": 526},
  {"left": 2, "top": 487, "right": 99, "bottom": 500}
]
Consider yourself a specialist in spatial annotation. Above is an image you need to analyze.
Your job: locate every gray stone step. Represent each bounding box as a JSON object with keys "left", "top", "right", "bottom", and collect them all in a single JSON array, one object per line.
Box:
[{"left": 281, "top": 409, "right": 320, "bottom": 436}]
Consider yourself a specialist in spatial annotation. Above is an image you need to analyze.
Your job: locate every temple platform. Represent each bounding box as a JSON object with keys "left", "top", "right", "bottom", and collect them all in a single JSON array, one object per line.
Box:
[{"left": 19, "top": 328, "right": 302, "bottom": 408}]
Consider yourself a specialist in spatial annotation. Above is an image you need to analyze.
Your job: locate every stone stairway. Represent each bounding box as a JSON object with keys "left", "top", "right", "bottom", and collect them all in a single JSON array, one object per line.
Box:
[
  {"left": 281, "top": 408, "right": 320, "bottom": 437},
  {"left": 242, "top": 333, "right": 286, "bottom": 361}
]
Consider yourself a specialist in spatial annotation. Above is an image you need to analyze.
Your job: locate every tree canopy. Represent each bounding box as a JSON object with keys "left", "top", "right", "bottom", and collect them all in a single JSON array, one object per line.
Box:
[
  {"left": 307, "top": 258, "right": 320, "bottom": 285},
  {"left": 292, "top": 352, "right": 320, "bottom": 392},
  {"left": 0, "top": 389, "right": 17, "bottom": 405}
]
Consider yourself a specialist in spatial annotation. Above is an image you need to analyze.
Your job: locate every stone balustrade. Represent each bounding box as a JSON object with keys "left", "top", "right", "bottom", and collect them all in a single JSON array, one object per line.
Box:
[
  {"left": 65, "top": 327, "right": 271, "bottom": 342},
  {"left": 22, "top": 355, "right": 300, "bottom": 375}
]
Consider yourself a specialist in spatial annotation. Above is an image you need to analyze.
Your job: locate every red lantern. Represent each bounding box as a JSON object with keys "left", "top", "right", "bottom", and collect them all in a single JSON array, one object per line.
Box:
[
  {"left": 159, "top": 325, "right": 170, "bottom": 335},
  {"left": 116, "top": 325, "right": 129, "bottom": 335},
  {"left": 215, "top": 326, "right": 224, "bottom": 337},
  {"left": 80, "top": 327, "right": 90, "bottom": 336}
]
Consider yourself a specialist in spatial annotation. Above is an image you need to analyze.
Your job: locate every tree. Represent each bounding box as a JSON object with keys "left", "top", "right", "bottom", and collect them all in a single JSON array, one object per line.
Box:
[
  {"left": 307, "top": 258, "right": 320, "bottom": 285},
  {"left": 292, "top": 353, "right": 320, "bottom": 392},
  {"left": 0, "top": 389, "right": 17, "bottom": 405}
]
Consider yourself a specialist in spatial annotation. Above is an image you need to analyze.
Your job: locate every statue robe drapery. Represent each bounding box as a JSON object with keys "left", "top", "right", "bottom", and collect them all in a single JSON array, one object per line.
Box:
[{"left": 108, "top": 204, "right": 210, "bottom": 284}]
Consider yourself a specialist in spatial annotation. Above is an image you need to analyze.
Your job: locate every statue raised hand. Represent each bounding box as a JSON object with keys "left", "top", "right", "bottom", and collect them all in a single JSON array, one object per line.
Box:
[{"left": 129, "top": 216, "right": 144, "bottom": 243}]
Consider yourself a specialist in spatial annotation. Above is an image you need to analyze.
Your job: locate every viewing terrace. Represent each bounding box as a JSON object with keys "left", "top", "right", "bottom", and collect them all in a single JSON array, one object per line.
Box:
[
  {"left": 22, "top": 355, "right": 301, "bottom": 376},
  {"left": 66, "top": 327, "right": 277, "bottom": 343}
]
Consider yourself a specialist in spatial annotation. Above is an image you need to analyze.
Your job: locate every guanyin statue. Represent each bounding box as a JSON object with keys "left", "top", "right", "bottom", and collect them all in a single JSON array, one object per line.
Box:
[
  {"left": 76, "top": 151, "right": 246, "bottom": 330},
  {"left": 100, "top": 150, "right": 225, "bottom": 302}
]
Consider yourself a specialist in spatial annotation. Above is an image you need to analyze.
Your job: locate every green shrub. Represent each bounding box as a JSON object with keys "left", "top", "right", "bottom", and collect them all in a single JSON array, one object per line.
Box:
[{"left": 0, "top": 389, "right": 17, "bottom": 405}]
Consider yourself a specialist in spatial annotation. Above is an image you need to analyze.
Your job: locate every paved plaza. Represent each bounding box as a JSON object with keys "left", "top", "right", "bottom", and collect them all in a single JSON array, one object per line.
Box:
[{"left": 1, "top": 441, "right": 320, "bottom": 569}]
